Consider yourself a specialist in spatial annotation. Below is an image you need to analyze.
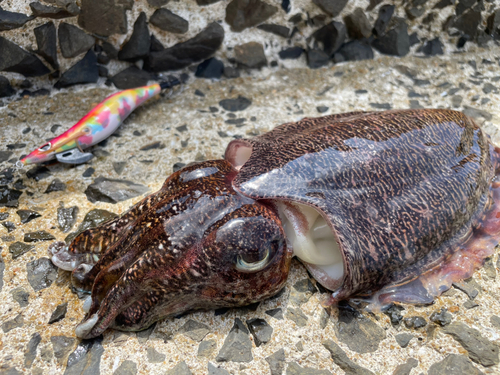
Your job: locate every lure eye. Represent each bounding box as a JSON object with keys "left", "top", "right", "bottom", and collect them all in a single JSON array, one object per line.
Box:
[
  {"left": 83, "top": 127, "right": 91, "bottom": 134},
  {"left": 38, "top": 142, "right": 51, "bottom": 152},
  {"left": 236, "top": 248, "right": 271, "bottom": 272}
]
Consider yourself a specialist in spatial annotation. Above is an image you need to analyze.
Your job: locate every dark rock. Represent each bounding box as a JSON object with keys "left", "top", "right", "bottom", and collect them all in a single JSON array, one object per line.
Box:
[
  {"left": 373, "top": 5, "right": 394, "bottom": 36},
  {"left": 265, "top": 348, "right": 285, "bottom": 375},
  {"left": 25, "top": 332, "right": 41, "bottom": 368},
  {"left": 444, "top": 322, "right": 499, "bottom": 366},
  {"left": 219, "top": 96, "right": 252, "bottom": 111},
  {"left": 246, "top": 318, "right": 273, "bottom": 347},
  {"left": 166, "top": 361, "right": 192, "bottom": 375},
  {"left": 312, "top": 0, "right": 348, "bottom": 17},
  {"left": 0, "top": 212, "right": 9, "bottom": 221},
  {"left": 464, "top": 300, "right": 479, "bottom": 309},
  {"left": 0, "top": 256, "right": 3, "bottom": 293},
  {"left": 234, "top": 42, "right": 267, "bottom": 69},
  {"left": 409, "top": 32, "right": 420, "bottom": 46},
  {"left": 197, "top": 0, "right": 222, "bottom": 4},
  {"left": 281, "top": 0, "right": 290, "bottom": 13},
  {"left": 286, "top": 307, "right": 308, "bottom": 327},
  {"left": 195, "top": 89, "right": 205, "bottom": 97},
  {"left": 434, "top": 0, "right": 454, "bottom": 8},
  {"left": 102, "top": 41, "right": 119, "bottom": 59},
  {"left": 48, "top": 302, "right": 68, "bottom": 324},
  {"left": 393, "top": 358, "right": 418, "bottom": 375},
  {"left": 405, "top": 6, "right": 424, "bottom": 20},
  {"left": 150, "top": 34, "right": 164, "bottom": 52},
  {"left": 257, "top": 23, "right": 290, "bottom": 38},
  {"left": 265, "top": 308, "right": 284, "bottom": 320},
  {"left": 140, "top": 141, "right": 164, "bottom": 151},
  {"left": 195, "top": 58, "right": 224, "bottom": 79},
  {"left": 337, "top": 40, "right": 373, "bottom": 61},
  {"left": 51, "top": 336, "right": 77, "bottom": 365},
  {"left": 64, "top": 336, "right": 104, "bottom": 375},
  {"left": 78, "top": 0, "right": 127, "bottom": 37},
  {"left": 118, "top": 12, "right": 150, "bottom": 61},
  {"left": 208, "top": 363, "right": 229, "bottom": 375},
  {"left": 0, "top": 76, "right": 15, "bottom": 97},
  {"left": 24, "top": 231, "right": 55, "bottom": 242},
  {"left": 225, "top": 0, "right": 278, "bottom": 32},
  {"left": 112, "top": 360, "right": 137, "bottom": 375},
  {"left": 279, "top": 47, "right": 303, "bottom": 59},
  {"left": 146, "top": 347, "right": 165, "bottom": 363},
  {"left": 45, "top": 178, "right": 66, "bottom": 193},
  {"left": 483, "top": 83, "right": 498, "bottom": 94},
  {"left": 487, "top": 10, "right": 500, "bottom": 37},
  {"left": 148, "top": 0, "right": 170, "bottom": 6},
  {"left": 11, "top": 287, "right": 30, "bottom": 307},
  {"left": 2, "top": 313, "right": 24, "bottom": 333},
  {"left": 173, "top": 162, "right": 186, "bottom": 172},
  {"left": 55, "top": 50, "right": 99, "bottom": 89},
  {"left": 34, "top": 22, "right": 59, "bottom": 69},
  {"left": 17, "top": 209, "right": 41, "bottom": 223},
  {"left": 111, "top": 66, "right": 153, "bottom": 89},
  {"left": 27, "top": 257, "right": 57, "bottom": 291},
  {"left": 428, "top": 354, "right": 484, "bottom": 375},
  {"left": 198, "top": 340, "right": 217, "bottom": 357},
  {"left": 216, "top": 318, "right": 253, "bottom": 362},
  {"left": 453, "top": 280, "right": 479, "bottom": 299},
  {"left": 59, "top": 22, "right": 95, "bottom": 58},
  {"left": 0, "top": 9, "right": 33, "bottom": 31},
  {"left": 323, "top": 340, "right": 374, "bottom": 375},
  {"left": 286, "top": 362, "right": 331, "bottom": 374},
  {"left": 418, "top": 37, "right": 444, "bottom": 56},
  {"left": 150, "top": 8, "right": 188, "bottom": 34},
  {"left": 145, "top": 22, "right": 224, "bottom": 72},
  {"left": 370, "top": 102, "right": 392, "bottom": 110},
  {"left": 430, "top": 308, "right": 452, "bottom": 326},
  {"left": 490, "top": 315, "right": 500, "bottom": 330},
  {"left": 483, "top": 257, "right": 496, "bottom": 280},
  {"left": 344, "top": 8, "right": 371, "bottom": 39},
  {"left": 307, "top": 49, "right": 329, "bottom": 69},
  {"left": 0, "top": 37, "right": 50, "bottom": 77},
  {"left": 312, "top": 21, "right": 346, "bottom": 56},
  {"left": 29, "top": 2, "right": 77, "bottom": 19},
  {"left": 112, "top": 161, "right": 127, "bottom": 175},
  {"left": 2, "top": 220, "right": 15, "bottom": 232},
  {"left": 180, "top": 319, "right": 211, "bottom": 341},
  {"left": 58, "top": 205, "right": 78, "bottom": 232},
  {"left": 456, "top": 0, "right": 476, "bottom": 15},
  {"left": 395, "top": 333, "right": 413, "bottom": 348},
  {"left": 462, "top": 106, "right": 493, "bottom": 121},
  {"left": 85, "top": 176, "right": 149, "bottom": 204},
  {"left": 403, "top": 316, "right": 427, "bottom": 329},
  {"left": 453, "top": 9, "right": 481, "bottom": 39},
  {"left": 366, "top": 0, "right": 383, "bottom": 11},
  {"left": 372, "top": 21, "right": 409, "bottom": 56},
  {"left": 9, "top": 242, "right": 35, "bottom": 259}
]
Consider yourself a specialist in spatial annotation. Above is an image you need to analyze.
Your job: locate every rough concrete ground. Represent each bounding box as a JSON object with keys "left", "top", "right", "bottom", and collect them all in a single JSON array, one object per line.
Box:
[{"left": 0, "top": 48, "right": 499, "bottom": 375}]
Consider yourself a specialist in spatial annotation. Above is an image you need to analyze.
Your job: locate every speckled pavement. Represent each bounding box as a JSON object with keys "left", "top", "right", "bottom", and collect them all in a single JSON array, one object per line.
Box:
[{"left": 1, "top": 48, "right": 500, "bottom": 375}]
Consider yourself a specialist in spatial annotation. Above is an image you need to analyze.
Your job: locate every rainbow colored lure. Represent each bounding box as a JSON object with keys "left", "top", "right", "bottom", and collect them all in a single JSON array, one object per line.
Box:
[{"left": 20, "top": 81, "right": 177, "bottom": 166}]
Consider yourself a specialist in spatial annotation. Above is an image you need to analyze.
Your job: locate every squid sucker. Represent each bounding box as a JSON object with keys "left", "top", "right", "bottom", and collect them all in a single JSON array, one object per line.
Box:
[{"left": 50, "top": 108, "right": 500, "bottom": 339}]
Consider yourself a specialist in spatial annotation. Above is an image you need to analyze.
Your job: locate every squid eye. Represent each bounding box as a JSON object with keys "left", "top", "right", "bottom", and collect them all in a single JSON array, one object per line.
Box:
[
  {"left": 38, "top": 142, "right": 51, "bottom": 152},
  {"left": 236, "top": 247, "right": 271, "bottom": 272}
]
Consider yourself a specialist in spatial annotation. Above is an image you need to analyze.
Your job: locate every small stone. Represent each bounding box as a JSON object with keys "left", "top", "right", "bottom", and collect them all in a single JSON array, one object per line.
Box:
[
  {"left": 296, "top": 341, "right": 304, "bottom": 351},
  {"left": 434, "top": 0, "right": 454, "bottom": 8},
  {"left": 59, "top": 23, "right": 95, "bottom": 58},
  {"left": 26, "top": 257, "right": 58, "bottom": 291},
  {"left": 208, "top": 363, "right": 229, "bottom": 375},
  {"left": 312, "top": 0, "right": 348, "bottom": 17},
  {"left": 483, "top": 83, "right": 498, "bottom": 94},
  {"left": 17, "top": 209, "right": 41, "bottom": 223},
  {"left": 180, "top": 319, "right": 211, "bottom": 342},
  {"left": 405, "top": 6, "right": 424, "bottom": 20},
  {"left": 0, "top": 212, "right": 9, "bottom": 221},
  {"left": 373, "top": 5, "right": 394, "bottom": 36},
  {"left": 444, "top": 321, "right": 499, "bottom": 366},
  {"left": 198, "top": 340, "right": 217, "bottom": 357},
  {"left": 452, "top": 95, "right": 463, "bottom": 108},
  {"left": 150, "top": 8, "right": 188, "bottom": 34},
  {"left": 395, "top": 333, "right": 413, "bottom": 348},
  {"left": 286, "top": 362, "right": 331, "bottom": 375},
  {"left": 84, "top": 176, "right": 149, "bottom": 204},
  {"left": 453, "top": 9, "right": 481, "bottom": 39},
  {"left": 234, "top": 42, "right": 267, "bottom": 69},
  {"left": 34, "top": 22, "right": 59, "bottom": 69},
  {"left": 78, "top": 0, "right": 128, "bottom": 37},
  {"left": 246, "top": 318, "right": 273, "bottom": 347},
  {"left": 166, "top": 361, "right": 192, "bottom": 375},
  {"left": 265, "top": 308, "right": 284, "bottom": 320},
  {"left": 2, "top": 220, "right": 15, "bottom": 232},
  {"left": 55, "top": 50, "right": 99, "bottom": 89},
  {"left": 453, "top": 280, "right": 479, "bottom": 299},
  {"left": 1, "top": 9, "right": 32, "bottom": 31},
  {"left": 113, "top": 360, "right": 137, "bottom": 375},
  {"left": 147, "top": 0, "right": 170, "bottom": 7},
  {"left": 456, "top": 0, "right": 476, "bottom": 16},
  {"left": 0, "top": 186, "right": 22, "bottom": 208},
  {"left": 0, "top": 256, "right": 3, "bottom": 293},
  {"left": 29, "top": 2, "right": 77, "bottom": 19},
  {"left": 25, "top": 333, "right": 42, "bottom": 368},
  {"left": 418, "top": 37, "right": 444, "bottom": 56},
  {"left": 257, "top": 24, "right": 290, "bottom": 38},
  {"left": 370, "top": 102, "right": 392, "bottom": 110},
  {"left": 337, "top": 40, "right": 374, "bottom": 61},
  {"left": 57, "top": 205, "right": 78, "bottom": 233},
  {"left": 279, "top": 47, "right": 303, "bottom": 59},
  {"left": 45, "top": 178, "right": 66, "bottom": 193},
  {"left": 48, "top": 302, "right": 68, "bottom": 324},
  {"left": 195, "top": 58, "right": 224, "bottom": 79},
  {"left": 462, "top": 106, "right": 492, "bottom": 121},
  {"left": 113, "top": 162, "right": 127, "bottom": 175},
  {"left": 322, "top": 340, "right": 374, "bottom": 375},
  {"left": 110, "top": 67, "right": 153, "bottom": 90},
  {"left": 430, "top": 308, "right": 452, "bottom": 326},
  {"left": 51, "top": 336, "right": 77, "bottom": 365},
  {"left": 313, "top": 21, "right": 346, "bottom": 56},
  {"left": 118, "top": 12, "right": 150, "bottom": 61},
  {"left": 403, "top": 316, "right": 427, "bottom": 329},
  {"left": 150, "top": 34, "right": 164, "bottom": 52},
  {"left": 9, "top": 242, "right": 35, "bottom": 259},
  {"left": 147, "top": 347, "right": 165, "bottom": 363},
  {"left": 225, "top": 0, "right": 278, "bottom": 32},
  {"left": 428, "top": 354, "right": 483, "bottom": 375},
  {"left": 286, "top": 307, "right": 308, "bottom": 327},
  {"left": 490, "top": 316, "right": 500, "bottom": 330},
  {"left": 317, "top": 106, "right": 329, "bottom": 113},
  {"left": 464, "top": 300, "right": 479, "bottom": 309},
  {"left": 307, "top": 49, "right": 329, "bottom": 69},
  {"left": 0, "top": 76, "right": 15, "bottom": 97},
  {"left": 65, "top": 336, "right": 104, "bottom": 374},
  {"left": 219, "top": 96, "right": 252, "bottom": 112},
  {"left": 393, "top": 358, "right": 418, "bottom": 375},
  {"left": 0, "top": 37, "right": 50, "bottom": 77},
  {"left": 483, "top": 257, "right": 496, "bottom": 280},
  {"left": 216, "top": 318, "right": 253, "bottom": 363},
  {"left": 265, "top": 348, "right": 285, "bottom": 375},
  {"left": 372, "top": 21, "right": 410, "bottom": 57},
  {"left": 11, "top": 287, "right": 30, "bottom": 307},
  {"left": 487, "top": 10, "right": 500, "bottom": 38},
  {"left": 344, "top": 8, "right": 371, "bottom": 39},
  {"left": 24, "top": 230, "right": 55, "bottom": 242},
  {"left": 2, "top": 313, "right": 24, "bottom": 333}
]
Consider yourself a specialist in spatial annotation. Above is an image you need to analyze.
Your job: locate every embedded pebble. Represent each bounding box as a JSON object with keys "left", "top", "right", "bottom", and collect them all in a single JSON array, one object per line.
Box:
[
  {"left": 265, "top": 348, "right": 285, "bottom": 375},
  {"left": 150, "top": 9, "right": 188, "bottom": 34},
  {"left": 384, "top": 304, "right": 405, "bottom": 325},
  {"left": 344, "top": 7, "right": 371, "bottom": 39},
  {"left": 257, "top": 24, "right": 290, "bottom": 38},
  {"left": 147, "top": 347, "right": 166, "bottom": 363},
  {"left": 392, "top": 358, "right": 418, "bottom": 375},
  {"left": 265, "top": 308, "right": 283, "bottom": 320},
  {"left": 0, "top": 256, "right": 3, "bottom": 292},
  {"left": 57, "top": 205, "right": 79, "bottom": 233},
  {"left": 279, "top": 47, "right": 303, "bottom": 60},
  {"left": 198, "top": 339, "right": 217, "bottom": 357},
  {"left": 428, "top": 354, "right": 483, "bottom": 375},
  {"left": 322, "top": 340, "right": 374, "bottom": 375},
  {"left": 234, "top": 42, "right": 267, "bottom": 69},
  {"left": 24, "top": 230, "right": 55, "bottom": 242},
  {"left": 29, "top": 2, "right": 78, "bottom": 19},
  {"left": 219, "top": 96, "right": 252, "bottom": 112},
  {"left": 50, "top": 336, "right": 76, "bottom": 365},
  {"left": 34, "top": 22, "right": 59, "bottom": 70},
  {"left": 225, "top": 0, "right": 277, "bottom": 32},
  {"left": 24, "top": 333, "right": 41, "bottom": 368},
  {"left": 0, "top": 186, "right": 22, "bottom": 207},
  {"left": 11, "top": 287, "right": 30, "bottom": 307},
  {"left": 65, "top": 336, "right": 104, "bottom": 375},
  {"left": 26, "top": 257, "right": 58, "bottom": 291},
  {"left": 9, "top": 242, "right": 35, "bottom": 259},
  {"left": 84, "top": 176, "right": 149, "bottom": 203},
  {"left": 78, "top": 0, "right": 128, "bottom": 36},
  {"left": 195, "top": 58, "right": 224, "bottom": 79},
  {"left": 113, "top": 360, "right": 137, "bottom": 375},
  {"left": 58, "top": 23, "right": 95, "bottom": 59},
  {"left": 118, "top": 12, "right": 150, "bottom": 62},
  {"left": 285, "top": 307, "right": 308, "bottom": 327},
  {"left": 0, "top": 9, "right": 33, "bottom": 31},
  {"left": 166, "top": 361, "right": 192, "bottom": 375},
  {"left": 216, "top": 318, "right": 253, "bottom": 363},
  {"left": 313, "top": 0, "right": 348, "bottom": 17},
  {"left": 403, "top": 316, "right": 427, "bottom": 329},
  {"left": 45, "top": 179, "right": 66, "bottom": 193},
  {"left": 208, "top": 362, "right": 229, "bottom": 375},
  {"left": 395, "top": 333, "right": 413, "bottom": 348},
  {"left": 313, "top": 21, "right": 346, "bottom": 56},
  {"left": 246, "top": 318, "right": 273, "bottom": 347},
  {"left": 2, "top": 221, "right": 16, "bottom": 232},
  {"left": 286, "top": 362, "right": 331, "bottom": 375},
  {"left": 55, "top": 50, "right": 99, "bottom": 89},
  {"left": 48, "top": 302, "right": 68, "bottom": 324},
  {"left": 179, "top": 319, "right": 211, "bottom": 342},
  {"left": 453, "top": 280, "right": 479, "bottom": 299},
  {"left": 2, "top": 313, "right": 24, "bottom": 333},
  {"left": 0, "top": 37, "right": 50, "bottom": 77},
  {"left": 372, "top": 22, "right": 410, "bottom": 57},
  {"left": 17, "top": 209, "right": 41, "bottom": 223}
]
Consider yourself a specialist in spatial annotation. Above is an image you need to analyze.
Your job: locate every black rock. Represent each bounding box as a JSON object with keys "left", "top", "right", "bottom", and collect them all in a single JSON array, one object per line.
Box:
[
  {"left": 279, "top": 46, "right": 303, "bottom": 59},
  {"left": 9, "top": 242, "right": 35, "bottom": 259},
  {"left": 307, "top": 48, "right": 329, "bottom": 69},
  {"left": 281, "top": 0, "right": 290, "bottom": 13},
  {"left": 409, "top": 32, "right": 420, "bottom": 46},
  {"left": 65, "top": 336, "right": 105, "bottom": 374},
  {"left": 25, "top": 332, "right": 42, "bottom": 368},
  {"left": 85, "top": 176, "right": 149, "bottom": 203},
  {"left": 48, "top": 302, "right": 68, "bottom": 324},
  {"left": 26, "top": 257, "right": 58, "bottom": 291},
  {"left": 0, "top": 212, "right": 8, "bottom": 221},
  {"left": 0, "top": 37, "right": 50, "bottom": 77},
  {"left": 418, "top": 37, "right": 444, "bottom": 56},
  {"left": 265, "top": 348, "right": 285, "bottom": 375},
  {"left": 216, "top": 318, "right": 253, "bottom": 362},
  {"left": 312, "top": 0, "right": 348, "bottom": 17},
  {"left": 246, "top": 318, "right": 273, "bottom": 347},
  {"left": 180, "top": 319, "right": 211, "bottom": 341},
  {"left": 294, "top": 278, "right": 318, "bottom": 293},
  {"left": 323, "top": 340, "right": 375, "bottom": 375},
  {"left": 140, "top": 141, "right": 164, "bottom": 151},
  {"left": 405, "top": 6, "right": 425, "bottom": 20},
  {"left": 225, "top": 0, "right": 278, "bottom": 32},
  {"left": 487, "top": 10, "right": 500, "bottom": 38},
  {"left": 195, "top": 58, "right": 224, "bottom": 79},
  {"left": 51, "top": 336, "right": 77, "bottom": 365},
  {"left": 196, "top": 0, "right": 222, "bottom": 4},
  {"left": 150, "top": 34, "right": 164, "bottom": 52},
  {"left": 219, "top": 96, "right": 252, "bottom": 111},
  {"left": 434, "top": 0, "right": 454, "bottom": 8},
  {"left": 148, "top": 0, "right": 170, "bottom": 7},
  {"left": 404, "top": 316, "right": 427, "bottom": 329},
  {"left": 110, "top": 66, "right": 153, "bottom": 89},
  {"left": 2, "top": 221, "right": 15, "bottom": 232},
  {"left": 55, "top": 49, "right": 99, "bottom": 89},
  {"left": 102, "top": 41, "right": 119, "bottom": 59},
  {"left": 24, "top": 230, "right": 55, "bottom": 242},
  {"left": 119, "top": 12, "right": 150, "bottom": 61},
  {"left": 78, "top": 0, "right": 128, "bottom": 37},
  {"left": 312, "top": 21, "right": 346, "bottom": 56},
  {"left": 395, "top": 333, "right": 413, "bottom": 348},
  {"left": 26, "top": 165, "right": 51, "bottom": 181},
  {"left": 373, "top": 4, "right": 394, "bottom": 36},
  {"left": 372, "top": 21, "right": 410, "bottom": 57},
  {"left": 317, "top": 106, "right": 329, "bottom": 113},
  {"left": 29, "top": 2, "right": 77, "bottom": 19},
  {"left": 0, "top": 76, "right": 15, "bottom": 98},
  {"left": 337, "top": 40, "right": 374, "bottom": 61},
  {"left": 234, "top": 42, "right": 267, "bottom": 69},
  {"left": 58, "top": 22, "right": 95, "bottom": 58},
  {"left": 383, "top": 303, "right": 405, "bottom": 326},
  {"left": 45, "top": 178, "right": 66, "bottom": 193},
  {"left": 429, "top": 354, "right": 483, "bottom": 375},
  {"left": 150, "top": 8, "right": 188, "bottom": 34},
  {"left": 0, "top": 186, "right": 22, "bottom": 207},
  {"left": 34, "top": 22, "right": 59, "bottom": 69},
  {"left": 0, "top": 9, "right": 33, "bottom": 31},
  {"left": 456, "top": 0, "right": 476, "bottom": 15},
  {"left": 430, "top": 308, "right": 452, "bottom": 326},
  {"left": 453, "top": 9, "right": 481, "bottom": 39},
  {"left": 344, "top": 8, "right": 371, "bottom": 39},
  {"left": 57, "top": 204, "right": 79, "bottom": 233},
  {"left": 17, "top": 209, "right": 41, "bottom": 223},
  {"left": 257, "top": 23, "right": 290, "bottom": 38},
  {"left": 145, "top": 22, "right": 224, "bottom": 72},
  {"left": 6, "top": 143, "right": 26, "bottom": 150}
]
